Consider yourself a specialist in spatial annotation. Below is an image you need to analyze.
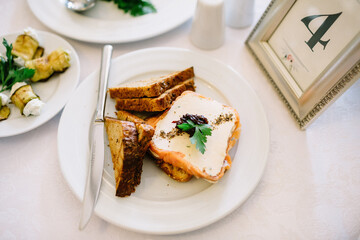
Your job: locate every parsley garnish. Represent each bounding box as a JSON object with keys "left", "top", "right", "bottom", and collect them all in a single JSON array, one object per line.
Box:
[
  {"left": 177, "top": 119, "right": 212, "bottom": 154},
  {"left": 103, "top": 0, "right": 156, "bottom": 16},
  {"left": 0, "top": 38, "right": 35, "bottom": 93}
]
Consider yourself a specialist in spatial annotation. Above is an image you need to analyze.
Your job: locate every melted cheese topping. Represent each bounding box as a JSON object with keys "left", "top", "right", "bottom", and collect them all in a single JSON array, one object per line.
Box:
[{"left": 152, "top": 92, "right": 237, "bottom": 177}]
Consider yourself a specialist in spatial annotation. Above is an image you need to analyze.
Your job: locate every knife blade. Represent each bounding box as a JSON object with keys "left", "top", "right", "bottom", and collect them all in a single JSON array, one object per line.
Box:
[{"left": 79, "top": 45, "right": 113, "bottom": 230}]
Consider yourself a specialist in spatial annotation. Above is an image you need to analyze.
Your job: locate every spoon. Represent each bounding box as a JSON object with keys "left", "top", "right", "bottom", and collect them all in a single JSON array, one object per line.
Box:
[{"left": 64, "top": 0, "right": 96, "bottom": 12}]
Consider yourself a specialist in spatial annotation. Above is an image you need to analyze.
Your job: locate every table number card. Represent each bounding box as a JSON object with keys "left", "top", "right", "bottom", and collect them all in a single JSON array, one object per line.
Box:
[{"left": 246, "top": 0, "right": 360, "bottom": 129}]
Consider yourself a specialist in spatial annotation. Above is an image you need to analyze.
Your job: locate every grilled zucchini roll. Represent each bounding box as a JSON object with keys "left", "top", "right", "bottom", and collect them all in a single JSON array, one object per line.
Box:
[
  {"left": 25, "top": 57, "right": 54, "bottom": 82},
  {"left": 24, "top": 49, "right": 71, "bottom": 82},
  {"left": 0, "top": 94, "right": 11, "bottom": 121},
  {"left": 0, "top": 105, "right": 10, "bottom": 121},
  {"left": 48, "top": 48, "right": 71, "bottom": 72},
  {"left": 11, "top": 34, "right": 39, "bottom": 61},
  {"left": 10, "top": 83, "right": 43, "bottom": 115},
  {"left": 33, "top": 46, "right": 44, "bottom": 59}
]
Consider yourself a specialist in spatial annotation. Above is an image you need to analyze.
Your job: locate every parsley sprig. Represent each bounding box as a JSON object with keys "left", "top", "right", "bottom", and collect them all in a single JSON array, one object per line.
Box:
[
  {"left": 103, "top": 0, "right": 156, "bottom": 16},
  {"left": 0, "top": 38, "right": 35, "bottom": 93},
  {"left": 177, "top": 119, "right": 212, "bottom": 154}
]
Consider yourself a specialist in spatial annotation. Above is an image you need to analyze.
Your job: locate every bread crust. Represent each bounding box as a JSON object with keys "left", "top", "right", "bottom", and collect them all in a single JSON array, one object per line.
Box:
[
  {"left": 104, "top": 117, "right": 154, "bottom": 197},
  {"left": 153, "top": 157, "right": 193, "bottom": 182},
  {"left": 116, "top": 110, "right": 192, "bottom": 182},
  {"left": 109, "top": 67, "right": 194, "bottom": 99},
  {"left": 116, "top": 110, "right": 146, "bottom": 124},
  {"left": 115, "top": 79, "right": 195, "bottom": 112}
]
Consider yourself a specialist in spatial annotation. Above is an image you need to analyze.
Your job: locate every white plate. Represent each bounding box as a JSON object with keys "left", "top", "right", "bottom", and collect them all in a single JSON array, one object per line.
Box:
[
  {"left": 0, "top": 30, "right": 80, "bottom": 138},
  {"left": 27, "top": 0, "right": 196, "bottom": 44},
  {"left": 57, "top": 47, "right": 269, "bottom": 234}
]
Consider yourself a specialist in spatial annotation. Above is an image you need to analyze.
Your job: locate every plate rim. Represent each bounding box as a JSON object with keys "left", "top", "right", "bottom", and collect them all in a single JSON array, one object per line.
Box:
[
  {"left": 26, "top": 0, "right": 197, "bottom": 44},
  {"left": 0, "top": 29, "right": 80, "bottom": 138},
  {"left": 57, "top": 47, "right": 269, "bottom": 234}
]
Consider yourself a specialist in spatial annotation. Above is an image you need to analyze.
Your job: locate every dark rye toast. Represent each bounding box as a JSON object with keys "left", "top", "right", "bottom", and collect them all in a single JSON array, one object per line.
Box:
[
  {"left": 108, "top": 67, "right": 194, "bottom": 99},
  {"left": 117, "top": 110, "right": 193, "bottom": 182},
  {"left": 104, "top": 117, "right": 154, "bottom": 197},
  {"left": 115, "top": 78, "right": 195, "bottom": 112}
]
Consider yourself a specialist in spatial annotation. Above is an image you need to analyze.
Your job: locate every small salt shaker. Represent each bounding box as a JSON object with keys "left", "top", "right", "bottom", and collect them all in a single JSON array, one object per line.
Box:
[
  {"left": 225, "top": 0, "right": 255, "bottom": 28},
  {"left": 190, "top": 0, "right": 225, "bottom": 50}
]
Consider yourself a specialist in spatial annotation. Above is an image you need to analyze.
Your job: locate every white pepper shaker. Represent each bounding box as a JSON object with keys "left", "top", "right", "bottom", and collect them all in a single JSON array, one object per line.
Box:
[
  {"left": 225, "top": 0, "right": 255, "bottom": 28},
  {"left": 190, "top": 0, "right": 225, "bottom": 50}
]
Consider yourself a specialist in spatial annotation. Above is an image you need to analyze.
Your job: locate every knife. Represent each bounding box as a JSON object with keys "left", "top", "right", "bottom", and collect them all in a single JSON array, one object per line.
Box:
[{"left": 79, "top": 45, "right": 113, "bottom": 230}]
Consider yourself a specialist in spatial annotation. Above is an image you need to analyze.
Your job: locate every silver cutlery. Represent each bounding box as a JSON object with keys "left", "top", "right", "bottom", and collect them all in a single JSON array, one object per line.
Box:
[
  {"left": 79, "top": 45, "right": 113, "bottom": 230},
  {"left": 64, "top": 0, "right": 96, "bottom": 12}
]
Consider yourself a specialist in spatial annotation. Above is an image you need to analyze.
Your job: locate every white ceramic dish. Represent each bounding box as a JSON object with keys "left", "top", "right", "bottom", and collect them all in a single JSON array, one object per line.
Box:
[
  {"left": 0, "top": 30, "right": 80, "bottom": 138},
  {"left": 57, "top": 47, "right": 269, "bottom": 234},
  {"left": 27, "top": 0, "right": 197, "bottom": 43}
]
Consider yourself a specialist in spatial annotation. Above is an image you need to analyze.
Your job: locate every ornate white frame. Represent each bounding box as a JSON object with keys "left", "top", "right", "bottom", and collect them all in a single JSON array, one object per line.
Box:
[{"left": 246, "top": 0, "right": 360, "bottom": 129}]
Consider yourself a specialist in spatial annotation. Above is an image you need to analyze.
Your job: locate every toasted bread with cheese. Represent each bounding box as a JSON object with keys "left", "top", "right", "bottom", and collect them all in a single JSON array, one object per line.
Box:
[
  {"left": 104, "top": 117, "right": 154, "bottom": 197},
  {"left": 109, "top": 67, "right": 194, "bottom": 99},
  {"left": 117, "top": 110, "right": 193, "bottom": 182},
  {"left": 115, "top": 78, "right": 195, "bottom": 112},
  {"left": 148, "top": 91, "right": 241, "bottom": 182}
]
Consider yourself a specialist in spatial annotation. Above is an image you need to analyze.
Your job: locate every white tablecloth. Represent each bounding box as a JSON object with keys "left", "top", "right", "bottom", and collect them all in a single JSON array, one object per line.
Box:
[{"left": 1, "top": 1, "right": 359, "bottom": 239}]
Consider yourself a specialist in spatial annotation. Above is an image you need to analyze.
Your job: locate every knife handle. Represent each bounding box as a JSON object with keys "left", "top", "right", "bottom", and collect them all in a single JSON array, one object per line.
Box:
[{"left": 95, "top": 45, "right": 113, "bottom": 121}]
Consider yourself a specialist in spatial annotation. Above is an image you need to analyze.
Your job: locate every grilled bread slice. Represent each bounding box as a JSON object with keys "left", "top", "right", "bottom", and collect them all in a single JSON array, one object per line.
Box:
[
  {"left": 153, "top": 158, "right": 193, "bottom": 182},
  {"left": 109, "top": 67, "right": 194, "bottom": 99},
  {"left": 104, "top": 117, "right": 154, "bottom": 197},
  {"left": 148, "top": 91, "right": 241, "bottom": 182},
  {"left": 116, "top": 110, "right": 146, "bottom": 124},
  {"left": 117, "top": 110, "right": 193, "bottom": 182},
  {"left": 115, "top": 78, "right": 195, "bottom": 112}
]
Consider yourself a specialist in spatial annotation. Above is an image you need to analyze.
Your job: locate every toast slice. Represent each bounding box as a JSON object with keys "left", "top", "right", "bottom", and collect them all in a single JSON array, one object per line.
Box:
[
  {"left": 117, "top": 110, "right": 193, "bottom": 182},
  {"left": 116, "top": 110, "right": 146, "bottom": 124},
  {"left": 109, "top": 67, "right": 195, "bottom": 99},
  {"left": 153, "top": 158, "right": 193, "bottom": 182},
  {"left": 115, "top": 78, "right": 195, "bottom": 112},
  {"left": 104, "top": 117, "right": 154, "bottom": 197},
  {"left": 148, "top": 91, "right": 241, "bottom": 182}
]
